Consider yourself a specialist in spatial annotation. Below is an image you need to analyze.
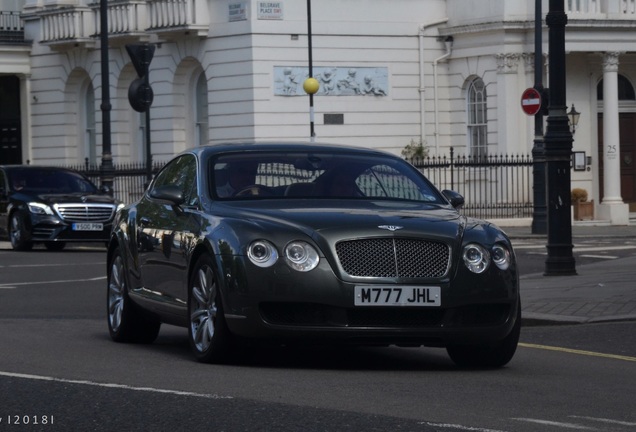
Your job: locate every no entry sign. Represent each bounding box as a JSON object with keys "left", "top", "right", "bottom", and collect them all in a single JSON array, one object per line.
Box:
[{"left": 521, "top": 87, "right": 542, "bottom": 116}]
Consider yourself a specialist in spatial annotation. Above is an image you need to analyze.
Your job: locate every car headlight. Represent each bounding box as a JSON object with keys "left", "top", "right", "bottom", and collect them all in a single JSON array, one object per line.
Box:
[
  {"left": 284, "top": 241, "right": 319, "bottom": 272},
  {"left": 28, "top": 202, "right": 54, "bottom": 215},
  {"left": 462, "top": 243, "right": 490, "bottom": 274},
  {"left": 491, "top": 244, "right": 511, "bottom": 270},
  {"left": 116, "top": 203, "right": 126, "bottom": 212},
  {"left": 247, "top": 240, "right": 279, "bottom": 268}
]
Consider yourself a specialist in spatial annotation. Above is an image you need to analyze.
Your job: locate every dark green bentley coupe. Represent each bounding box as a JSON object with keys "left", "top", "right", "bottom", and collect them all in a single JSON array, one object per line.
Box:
[{"left": 107, "top": 142, "right": 520, "bottom": 367}]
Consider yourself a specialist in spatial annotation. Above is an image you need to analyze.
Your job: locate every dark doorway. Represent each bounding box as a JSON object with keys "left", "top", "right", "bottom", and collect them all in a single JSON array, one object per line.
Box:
[
  {"left": 0, "top": 75, "right": 22, "bottom": 165},
  {"left": 598, "top": 113, "right": 636, "bottom": 211}
]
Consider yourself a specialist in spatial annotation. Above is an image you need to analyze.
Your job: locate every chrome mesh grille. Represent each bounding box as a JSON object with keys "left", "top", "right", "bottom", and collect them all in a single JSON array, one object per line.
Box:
[
  {"left": 335, "top": 238, "right": 450, "bottom": 278},
  {"left": 54, "top": 204, "right": 115, "bottom": 222}
]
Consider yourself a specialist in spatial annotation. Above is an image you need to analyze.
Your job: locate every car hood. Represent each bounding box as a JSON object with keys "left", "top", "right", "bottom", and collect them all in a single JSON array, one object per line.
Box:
[
  {"left": 220, "top": 200, "right": 465, "bottom": 242},
  {"left": 19, "top": 192, "right": 117, "bottom": 205}
]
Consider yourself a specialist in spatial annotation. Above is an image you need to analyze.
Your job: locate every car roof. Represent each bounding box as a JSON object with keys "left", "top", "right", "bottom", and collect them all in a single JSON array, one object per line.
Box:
[
  {"left": 0, "top": 165, "right": 79, "bottom": 172},
  {"left": 183, "top": 141, "right": 398, "bottom": 159}
]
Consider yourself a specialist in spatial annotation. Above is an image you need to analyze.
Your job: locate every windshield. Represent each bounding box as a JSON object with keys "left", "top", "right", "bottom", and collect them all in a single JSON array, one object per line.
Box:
[
  {"left": 211, "top": 151, "right": 444, "bottom": 203},
  {"left": 8, "top": 168, "right": 99, "bottom": 194}
]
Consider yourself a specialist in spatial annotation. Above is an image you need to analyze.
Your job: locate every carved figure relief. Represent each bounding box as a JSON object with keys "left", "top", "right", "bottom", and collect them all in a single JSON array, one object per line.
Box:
[{"left": 274, "top": 66, "right": 388, "bottom": 96}]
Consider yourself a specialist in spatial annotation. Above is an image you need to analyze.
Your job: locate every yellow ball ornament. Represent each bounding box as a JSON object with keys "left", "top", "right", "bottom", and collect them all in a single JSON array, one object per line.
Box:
[{"left": 303, "top": 77, "right": 320, "bottom": 95}]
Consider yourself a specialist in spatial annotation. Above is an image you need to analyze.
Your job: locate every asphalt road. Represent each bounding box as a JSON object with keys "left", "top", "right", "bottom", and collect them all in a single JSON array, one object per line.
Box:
[
  {"left": 511, "top": 235, "right": 636, "bottom": 275},
  {"left": 1, "top": 242, "right": 635, "bottom": 432}
]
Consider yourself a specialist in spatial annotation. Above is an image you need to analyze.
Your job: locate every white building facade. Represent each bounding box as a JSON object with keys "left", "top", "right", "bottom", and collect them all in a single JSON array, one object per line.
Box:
[{"left": 1, "top": 0, "right": 635, "bottom": 223}]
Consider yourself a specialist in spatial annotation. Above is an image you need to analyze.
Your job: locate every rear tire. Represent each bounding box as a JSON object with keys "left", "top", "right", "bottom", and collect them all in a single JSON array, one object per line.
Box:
[
  {"left": 446, "top": 302, "right": 521, "bottom": 369},
  {"left": 9, "top": 211, "right": 33, "bottom": 251},
  {"left": 188, "top": 254, "right": 233, "bottom": 363},
  {"left": 107, "top": 248, "right": 160, "bottom": 343}
]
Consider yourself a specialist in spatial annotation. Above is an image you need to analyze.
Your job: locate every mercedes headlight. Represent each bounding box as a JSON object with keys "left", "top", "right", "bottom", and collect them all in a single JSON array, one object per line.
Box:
[{"left": 28, "top": 202, "right": 54, "bottom": 215}]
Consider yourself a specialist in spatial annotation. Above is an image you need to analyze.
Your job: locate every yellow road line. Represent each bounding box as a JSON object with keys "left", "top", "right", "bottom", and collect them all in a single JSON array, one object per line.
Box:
[{"left": 519, "top": 343, "right": 636, "bottom": 362}]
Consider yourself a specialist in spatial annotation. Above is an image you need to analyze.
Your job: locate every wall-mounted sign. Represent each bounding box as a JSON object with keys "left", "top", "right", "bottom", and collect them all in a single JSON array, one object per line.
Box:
[
  {"left": 229, "top": 3, "right": 247, "bottom": 22},
  {"left": 258, "top": 2, "right": 283, "bottom": 20}
]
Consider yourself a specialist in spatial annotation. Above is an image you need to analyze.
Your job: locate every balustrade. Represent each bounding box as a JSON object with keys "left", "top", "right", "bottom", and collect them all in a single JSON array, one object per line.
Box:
[
  {"left": 566, "top": 0, "right": 636, "bottom": 16},
  {"left": 40, "top": 7, "right": 93, "bottom": 42}
]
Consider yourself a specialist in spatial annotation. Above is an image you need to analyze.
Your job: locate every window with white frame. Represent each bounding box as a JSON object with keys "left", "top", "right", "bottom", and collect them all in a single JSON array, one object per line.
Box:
[
  {"left": 83, "top": 82, "right": 97, "bottom": 165},
  {"left": 467, "top": 77, "right": 488, "bottom": 159},
  {"left": 195, "top": 72, "right": 208, "bottom": 146}
]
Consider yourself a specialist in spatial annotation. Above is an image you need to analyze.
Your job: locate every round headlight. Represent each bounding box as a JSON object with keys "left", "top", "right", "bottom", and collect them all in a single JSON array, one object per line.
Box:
[
  {"left": 491, "top": 244, "right": 511, "bottom": 270},
  {"left": 463, "top": 243, "right": 490, "bottom": 274},
  {"left": 284, "top": 241, "right": 320, "bottom": 272},
  {"left": 247, "top": 240, "right": 278, "bottom": 268}
]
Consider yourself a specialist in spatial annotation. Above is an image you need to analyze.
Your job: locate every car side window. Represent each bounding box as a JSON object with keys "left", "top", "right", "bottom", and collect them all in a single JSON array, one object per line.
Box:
[{"left": 151, "top": 155, "right": 198, "bottom": 206}]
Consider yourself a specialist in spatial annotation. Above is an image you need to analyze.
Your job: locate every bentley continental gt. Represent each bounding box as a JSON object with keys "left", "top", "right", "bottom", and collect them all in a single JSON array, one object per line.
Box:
[{"left": 106, "top": 142, "right": 520, "bottom": 368}]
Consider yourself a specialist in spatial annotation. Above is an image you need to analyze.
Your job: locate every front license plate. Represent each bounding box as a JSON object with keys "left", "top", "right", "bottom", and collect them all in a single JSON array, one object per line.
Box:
[
  {"left": 72, "top": 223, "right": 104, "bottom": 231},
  {"left": 354, "top": 286, "right": 441, "bottom": 307}
]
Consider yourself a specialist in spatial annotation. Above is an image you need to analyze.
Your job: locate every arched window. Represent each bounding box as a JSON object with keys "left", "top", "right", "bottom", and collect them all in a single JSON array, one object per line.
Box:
[
  {"left": 467, "top": 78, "right": 488, "bottom": 158},
  {"left": 195, "top": 72, "right": 208, "bottom": 146},
  {"left": 597, "top": 74, "right": 636, "bottom": 100}
]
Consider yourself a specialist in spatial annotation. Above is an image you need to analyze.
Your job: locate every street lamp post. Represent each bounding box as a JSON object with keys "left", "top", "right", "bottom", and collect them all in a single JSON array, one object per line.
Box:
[
  {"left": 532, "top": 0, "right": 547, "bottom": 235},
  {"left": 544, "top": 0, "right": 576, "bottom": 276},
  {"left": 305, "top": 0, "right": 317, "bottom": 141},
  {"left": 99, "top": 0, "right": 113, "bottom": 195}
]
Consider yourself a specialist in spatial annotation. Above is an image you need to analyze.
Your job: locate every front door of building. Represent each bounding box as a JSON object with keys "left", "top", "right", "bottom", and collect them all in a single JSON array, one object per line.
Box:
[
  {"left": 598, "top": 113, "right": 636, "bottom": 211},
  {"left": 0, "top": 76, "right": 22, "bottom": 165}
]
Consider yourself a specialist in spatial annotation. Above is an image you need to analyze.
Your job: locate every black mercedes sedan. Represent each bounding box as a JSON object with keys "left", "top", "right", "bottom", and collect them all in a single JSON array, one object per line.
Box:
[
  {"left": 107, "top": 142, "right": 520, "bottom": 368},
  {"left": 0, "top": 165, "right": 123, "bottom": 251}
]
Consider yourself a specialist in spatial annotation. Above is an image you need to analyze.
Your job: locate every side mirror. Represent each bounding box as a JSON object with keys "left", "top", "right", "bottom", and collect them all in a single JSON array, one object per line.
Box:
[
  {"left": 442, "top": 190, "right": 465, "bottom": 209},
  {"left": 149, "top": 184, "right": 185, "bottom": 206}
]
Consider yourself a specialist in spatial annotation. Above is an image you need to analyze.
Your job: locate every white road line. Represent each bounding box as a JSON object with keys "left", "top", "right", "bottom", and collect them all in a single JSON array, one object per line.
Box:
[
  {"left": 579, "top": 254, "right": 618, "bottom": 259},
  {"left": 0, "top": 262, "right": 104, "bottom": 269},
  {"left": 419, "top": 423, "right": 508, "bottom": 432},
  {"left": 575, "top": 245, "right": 636, "bottom": 252},
  {"left": 0, "top": 371, "right": 233, "bottom": 400},
  {"left": 569, "top": 416, "right": 636, "bottom": 427},
  {"left": 511, "top": 418, "right": 594, "bottom": 430},
  {"left": 0, "top": 276, "right": 106, "bottom": 289}
]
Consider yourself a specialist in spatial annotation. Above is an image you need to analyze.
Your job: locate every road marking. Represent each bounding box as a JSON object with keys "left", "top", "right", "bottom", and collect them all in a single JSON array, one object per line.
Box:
[
  {"left": 511, "top": 418, "right": 593, "bottom": 429},
  {"left": 579, "top": 254, "right": 618, "bottom": 259},
  {"left": 419, "top": 423, "right": 507, "bottom": 432},
  {"left": 569, "top": 416, "right": 636, "bottom": 427},
  {"left": 519, "top": 343, "right": 636, "bottom": 362},
  {"left": 0, "top": 371, "right": 233, "bottom": 400},
  {"left": 0, "top": 276, "right": 106, "bottom": 289},
  {"left": 0, "top": 262, "right": 104, "bottom": 269}
]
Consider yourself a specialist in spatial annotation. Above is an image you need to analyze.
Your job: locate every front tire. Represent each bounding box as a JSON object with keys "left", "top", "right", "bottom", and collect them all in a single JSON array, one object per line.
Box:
[
  {"left": 107, "top": 248, "right": 160, "bottom": 343},
  {"left": 9, "top": 211, "right": 33, "bottom": 251},
  {"left": 446, "top": 302, "right": 521, "bottom": 369},
  {"left": 188, "top": 254, "right": 232, "bottom": 363}
]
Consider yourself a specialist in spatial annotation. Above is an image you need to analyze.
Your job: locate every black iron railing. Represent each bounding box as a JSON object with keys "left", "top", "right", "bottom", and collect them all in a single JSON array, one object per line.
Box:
[
  {"left": 66, "top": 160, "right": 163, "bottom": 205},
  {"left": 65, "top": 149, "right": 534, "bottom": 219},
  {"left": 408, "top": 147, "right": 534, "bottom": 219}
]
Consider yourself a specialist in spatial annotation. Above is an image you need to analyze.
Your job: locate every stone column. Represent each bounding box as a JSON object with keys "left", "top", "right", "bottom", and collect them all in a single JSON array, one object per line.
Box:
[
  {"left": 599, "top": 51, "right": 629, "bottom": 225},
  {"left": 495, "top": 53, "right": 522, "bottom": 154}
]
